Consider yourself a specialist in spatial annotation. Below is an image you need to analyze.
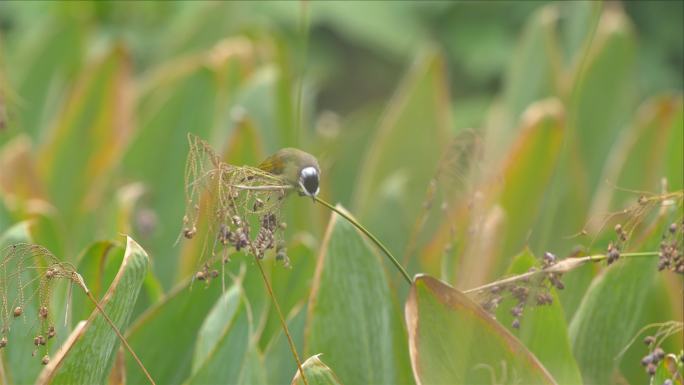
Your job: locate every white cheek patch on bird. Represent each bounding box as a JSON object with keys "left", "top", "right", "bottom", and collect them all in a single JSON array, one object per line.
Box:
[{"left": 299, "top": 166, "right": 320, "bottom": 197}]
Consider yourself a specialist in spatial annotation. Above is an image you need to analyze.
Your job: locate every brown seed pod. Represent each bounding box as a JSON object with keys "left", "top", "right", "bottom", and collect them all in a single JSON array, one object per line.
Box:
[
  {"left": 48, "top": 326, "right": 56, "bottom": 339},
  {"left": 195, "top": 271, "right": 206, "bottom": 281},
  {"left": 41, "top": 355, "right": 50, "bottom": 365},
  {"left": 643, "top": 335, "right": 656, "bottom": 346},
  {"left": 0, "top": 336, "right": 7, "bottom": 348},
  {"left": 13, "top": 306, "right": 22, "bottom": 317},
  {"left": 183, "top": 227, "right": 197, "bottom": 239},
  {"left": 39, "top": 306, "right": 48, "bottom": 319},
  {"left": 34, "top": 335, "right": 46, "bottom": 346},
  {"left": 45, "top": 268, "right": 55, "bottom": 279}
]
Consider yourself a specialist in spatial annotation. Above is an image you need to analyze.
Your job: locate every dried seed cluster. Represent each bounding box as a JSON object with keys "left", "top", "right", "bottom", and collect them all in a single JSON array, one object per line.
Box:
[
  {"left": 480, "top": 252, "right": 565, "bottom": 329},
  {"left": 182, "top": 135, "right": 292, "bottom": 284},
  {"left": 657, "top": 221, "right": 683, "bottom": 274},
  {"left": 606, "top": 223, "right": 628, "bottom": 265},
  {"left": 0, "top": 244, "right": 79, "bottom": 365},
  {"left": 640, "top": 335, "right": 666, "bottom": 376}
]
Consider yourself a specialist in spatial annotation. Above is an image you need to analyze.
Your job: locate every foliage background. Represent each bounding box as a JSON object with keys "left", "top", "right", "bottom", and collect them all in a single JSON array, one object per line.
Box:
[{"left": 0, "top": 1, "right": 682, "bottom": 385}]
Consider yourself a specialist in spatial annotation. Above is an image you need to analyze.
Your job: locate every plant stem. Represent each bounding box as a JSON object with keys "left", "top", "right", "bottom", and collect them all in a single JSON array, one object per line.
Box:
[
  {"left": 85, "top": 291, "right": 156, "bottom": 385},
  {"left": 253, "top": 258, "right": 309, "bottom": 385},
  {"left": 463, "top": 251, "right": 660, "bottom": 294},
  {"left": 314, "top": 196, "right": 413, "bottom": 285}
]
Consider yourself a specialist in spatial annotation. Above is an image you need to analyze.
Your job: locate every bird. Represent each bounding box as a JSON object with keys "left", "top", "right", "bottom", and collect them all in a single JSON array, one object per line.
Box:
[{"left": 258, "top": 148, "right": 320, "bottom": 200}]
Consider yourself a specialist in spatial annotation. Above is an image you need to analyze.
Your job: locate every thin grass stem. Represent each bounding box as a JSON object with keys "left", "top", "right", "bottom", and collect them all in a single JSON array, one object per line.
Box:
[{"left": 85, "top": 291, "right": 156, "bottom": 385}]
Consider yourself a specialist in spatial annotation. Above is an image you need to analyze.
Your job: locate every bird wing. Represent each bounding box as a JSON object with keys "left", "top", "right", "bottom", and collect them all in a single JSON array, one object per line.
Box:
[{"left": 258, "top": 153, "right": 285, "bottom": 175}]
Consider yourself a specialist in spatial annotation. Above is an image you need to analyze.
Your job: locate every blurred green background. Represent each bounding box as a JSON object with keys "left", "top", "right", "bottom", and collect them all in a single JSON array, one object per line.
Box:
[{"left": 0, "top": 1, "right": 682, "bottom": 385}]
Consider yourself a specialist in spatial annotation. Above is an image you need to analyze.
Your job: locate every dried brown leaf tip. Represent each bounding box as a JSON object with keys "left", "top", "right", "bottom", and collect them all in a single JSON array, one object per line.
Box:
[
  {"left": 182, "top": 134, "right": 292, "bottom": 283},
  {"left": 0, "top": 243, "right": 81, "bottom": 364}
]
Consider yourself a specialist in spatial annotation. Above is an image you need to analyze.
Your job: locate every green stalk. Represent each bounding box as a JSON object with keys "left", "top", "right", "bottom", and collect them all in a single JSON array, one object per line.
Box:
[{"left": 314, "top": 196, "right": 413, "bottom": 285}]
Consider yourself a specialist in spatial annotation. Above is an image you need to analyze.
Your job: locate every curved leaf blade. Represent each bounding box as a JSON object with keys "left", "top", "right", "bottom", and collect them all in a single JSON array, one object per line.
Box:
[
  {"left": 406, "top": 274, "right": 556, "bottom": 385},
  {"left": 494, "top": 250, "right": 582, "bottom": 385},
  {"left": 292, "top": 354, "right": 344, "bottom": 385},
  {"left": 38, "top": 236, "right": 149, "bottom": 385},
  {"left": 305, "top": 205, "right": 411, "bottom": 385},
  {"left": 123, "top": 275, "right": 222, "bottom": 385}
]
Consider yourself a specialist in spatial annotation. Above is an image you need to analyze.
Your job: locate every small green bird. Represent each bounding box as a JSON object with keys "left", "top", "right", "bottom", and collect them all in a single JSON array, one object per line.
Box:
[{"left": 258, "top": 148, "right": 320, "bottom": 199}]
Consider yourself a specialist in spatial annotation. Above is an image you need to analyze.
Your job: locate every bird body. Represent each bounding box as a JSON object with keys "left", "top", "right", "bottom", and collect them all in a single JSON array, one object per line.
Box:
[{"left": 258, "top": 148, "right": 320, "bottom": 198}]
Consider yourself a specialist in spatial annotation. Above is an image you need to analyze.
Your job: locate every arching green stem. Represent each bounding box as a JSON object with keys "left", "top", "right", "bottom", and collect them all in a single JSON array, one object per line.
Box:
[{"left": 314, "top": 196, "right": 413, "bottom": 285}]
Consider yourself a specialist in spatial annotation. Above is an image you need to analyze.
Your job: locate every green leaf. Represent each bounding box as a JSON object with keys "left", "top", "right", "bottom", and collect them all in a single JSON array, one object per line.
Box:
[
  {"left": 123, "top": 273, "right": 223, "bottom": 385},
  {"left": 497, "top": 100, "right": 564, "bottom": 257},
  {"left": 591, "top": 94, "right": 684, "bottom": 216},
  {"left": 192, "top": 283, "right": 242, "bottom": 371},
  {"left": 265, "top": 303, "right": 307, "bottom": 385},
  {"left": 7, "top": 19, "right": 84, "bottom": 139},
  {"left": 569, "top": 258, "right": 658, "bottom": 385},
  {"left": 260, "top": 237, "right": 316, "bottom": 349},
  {"left": 406, "top": 275, "right": 556, "bottom": 385},
  {"left": 305, "top": 205, "right": 411, "bottom": 385},
  {"left": 292, "top": 354, "right": 344, "bottom": 385},
  {"left": 186, "top": 286, "right": 253, "bottom": 384},
  {"left": 72, "top": 241, "right": 125, "bottom": 323},
  {"left": 38, "top": 45, "right": 133, "bottom": 251},
  {"left": 0, "top": 222, "right": 40, "bottom": 385},
  {"left": 123, "top": 66, "right": 219, "bottom": 288},
  {"left": 39, "top": 236, "right": 149, "bottom": 385},
  {"left": 497, "top": 5, "right": 561, "bottom": 143},
  {"left": 352, "top": 49, "right": 451, "bottom": 260},
  {"left": 569, "top": 6, "right": 636, "bottom": 191},
  {"left": 494, "top": 250, "right": 583, "bottom": 385}
]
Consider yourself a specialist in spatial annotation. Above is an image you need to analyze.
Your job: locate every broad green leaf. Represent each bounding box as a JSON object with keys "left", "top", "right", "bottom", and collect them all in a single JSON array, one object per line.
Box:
[
  {"left": 569, "top": 258, "right": 658, "bottom": 384},
  {"left": 568, "top": 6, "right": 636, "bottom": 191},
  {"left": 192, "top": 283, "right": 242, "bottom": 371},
  {"left": 406, "top": 274, "right": 556, "bottom": 385},
  {"left": 494, "top": 250, "right": 583, "bottom": 385},
  {"left": 38, "top": 45, "right": 133, "bottom": 252},
  {"left": 265, "top": 303, "right": 307, "bottom": 385},
  {"left": 223, "top": 116, "right": 266, "bottom": 167},
  {"left": 186, "top": 289, "right": 252, "bottom": 384},
  {"left": 619, "top": 277, "right": 683, "bottom": 384},
  {"left": 0, "top": 222, "right": 41, "bottom": 385},
  {"left": 352, "top": 50, "right": 450, "bottom": 262},
  {"left": 292, "top": 354, "right": 343, "bottom": 385},
  {"left": 558, "top": 1, "right": 602, "bottom": 67},
  {"left": 496, "top": 4, "right": 561, "bottom": 146},
  {"left": 305, "top": 205, "right": 411, "bottom": 385},
  {"left": 72, "top": 239, "right": 161, "bottom": 328},
  {"left": 497, "top": 100, "right": 564, "bottom": 256},
  {"left": 260, "top": 237, "right": 316, "bottom": 349},
  {"left": 123, "top": 273, "right": 223, "bottom": 385},
  {"left": 238, "top": 347, "right": 268, "bottom": 385},
  {"left": 123, "top": 66, "right": 218, "bottom": 288},
  {"left": 461, "top": 99, "right": 564, "bottom": 286},
  {"left": 7, "top": 19, "right": 83, "bottom": 139},
  {"left": 39, "top": 236, "right": 149, "bottom": 385},
  {"left": 72, "top": 241, "right": 125, "bottom": 323},
  {"left": 591, "top": 94, "right": 684, "bottom": 217}
]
